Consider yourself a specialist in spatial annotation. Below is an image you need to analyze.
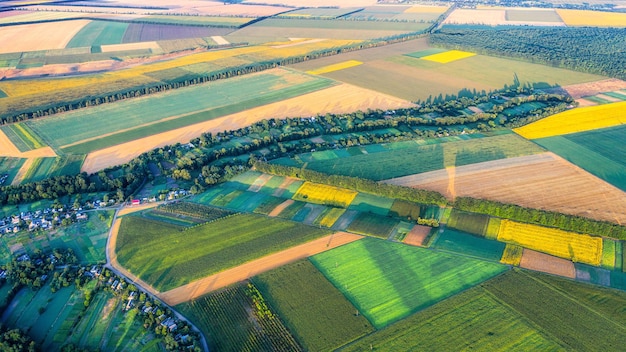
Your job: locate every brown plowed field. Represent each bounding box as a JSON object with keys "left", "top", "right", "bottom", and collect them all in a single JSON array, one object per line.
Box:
[
  {"left": 384, "top": 152, "right": 626, "bottom": 224},
  {"left": 81, "top": 83, "right": 414, "bottom": 174},
  {"left": 402, "top": 225, "right": 431, "bottom": 247},
  {"left": 519, "top": 249, "right": 576, "bottom": 278},
  {"left": 268, "top": 199, "right": 294, "bottom": 217},
  {"left": 158, "top": 232, "right": 363, "bottom": 305}
]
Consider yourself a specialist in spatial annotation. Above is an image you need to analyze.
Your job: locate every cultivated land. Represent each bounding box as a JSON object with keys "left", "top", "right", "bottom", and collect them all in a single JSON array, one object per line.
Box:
[
  {"left": 0, "top": 20, "right": 91, "bottom": 54},
  {"left": 310, "top": 237, "right": 508, "bottom": 328},
  {"left": 443, "top": 8, "right": 566, "bottom": 26},
  {"left": 557, "top": 9, "right": 626, "bottom": 26},
  {"left": 385, "top": 152, "right": 626, "bottom": 224}
]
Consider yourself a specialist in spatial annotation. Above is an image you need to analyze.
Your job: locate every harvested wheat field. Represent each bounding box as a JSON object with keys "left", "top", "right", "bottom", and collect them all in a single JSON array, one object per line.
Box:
[
  {"left": 158, "top": 232, "right": 363, "bottom": 305},
  {"left": 81, "top": 83, "right": 414, "bottom": 173},
  {"left": 384, "top": 153, "right": 626, "bottom": 224},
  {"left": 0, "top": 129, "right": 20, "bottom": 156},
  {"left": 403, "top": 225, "right": 432, "bottom": 247},
  {"left": 0, "top": 20, "right": 90, "bottom": 54},
  {"left": 519, "top": 249, "right": 576, "bottom": 278}
]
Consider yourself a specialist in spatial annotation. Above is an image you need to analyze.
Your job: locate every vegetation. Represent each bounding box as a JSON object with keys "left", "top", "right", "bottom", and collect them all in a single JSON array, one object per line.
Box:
[
  {"left": 116, "top": 214, "right": 330, "bottom": 291},
  {"left": 157, "top": 201, "right": 235, "bottom": 222},
  {"left": 500, "top": 244, "right": 524, "bottom": 266},
  {"left": 310, "top": 237, "right": 508, "bottom": 328},
  {"left": 253, "top": 260, "right": 374, "bottom": 351},
  {"left": 432, "top": 229, "right": 506, "bottom": 262},
  {"left": 447, "top": 209, "right": 491, "bottom": 236},
  {"left": 346, "top": 212, "right": 399, "bottom": 239},
  {"left": 176, "top": 282, "right": 301, "bottom": 352},
  {"left": 292, "top": 181, "right": 358, "bottom": 208},
  {"left": 431, "top": 26, "right": 626, "bottom": 80}
]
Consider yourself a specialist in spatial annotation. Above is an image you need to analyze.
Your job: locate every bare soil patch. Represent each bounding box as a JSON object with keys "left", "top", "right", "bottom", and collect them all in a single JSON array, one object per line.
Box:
[
  {"left": 403, "top": 225, "right": 431, "bottom": 247},
  {"left": 81, "top": 83, "right": 413, "bottom": 173},
  {"left": 384, "top": 152, "right": 626, "bottom": 225},
  {"left": 268, "top": 199, "right": 294, "bottom": 217},
  {"left": 158, "top": 232, "right": 363, "bottom": 305},
  {"left": 519, "top": 249, "right": 576, "bottom": 278}
]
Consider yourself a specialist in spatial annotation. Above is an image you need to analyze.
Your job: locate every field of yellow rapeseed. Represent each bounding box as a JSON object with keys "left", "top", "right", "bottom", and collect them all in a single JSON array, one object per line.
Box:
[
  {"left": 557, "top": 9, "right": 626, "bottom": 27},
  {"left": 318, "top": 208, "right": 346, "bottom": 228},
  {"left": 421, "top": 50, "right": 476, "bottom": 64},
  {"left": 293, "top": 182, "right": 358, "bottom": 208},
  {"left": 500, "top": 244, "right": 523, "bottom": 266},
  {"left": 497, "top": 220, "right": 602, "bottom": 265},
  {"left": 306, "top": 60, "right": 363, "bottom": 75},
  {"left": 513, "top": 101, "right": 626, "bottom": 139}
]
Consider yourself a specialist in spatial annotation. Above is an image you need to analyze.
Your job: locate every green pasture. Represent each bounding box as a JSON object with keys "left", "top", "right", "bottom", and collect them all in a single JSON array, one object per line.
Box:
[
  {"left": 348, "top": 192, "right": 394, "bottom": 216},
  {"left": 177, "top": 282, "right": 299, "bottom": 352},
  {"left": 534, "top": 126, "right": 626, "bottom": 191},
  {"left": 310, "top": 238, "right": 508, "bottom": 328},
  {"left": 116, "top": 214, "right": 330, "bottom": 291},
  {"left": 483, "top": 269, "right": 626, "bottom": 351},
  {"left": 303, "top": 134, "right": 543, "bottom": 180},
  {"left": 347, "top": 212, "right": 399, "bottom": 238},
  {"left": 0, "top": 157, "right": 25, "bottom": 185},
  {"left": 40, "top": 72, "right": 334, "bottom": 154},
  {"left": 447, "top": 209, "right": 491, "bottom": 236},
  {"left": 66, "top": 21, "right": 129, "bottom": 48},
  {"left": 253, "top": 260, "right": 373, "bottom": 351},
  {"left": 432, "top": 228, "right": 506, "bottom": 262},
  {"left": 341, "top": 282, "right": 562, "bottom": 351},
  {"left": 0, "top": 123, "right": 45, "bottom": 152}
]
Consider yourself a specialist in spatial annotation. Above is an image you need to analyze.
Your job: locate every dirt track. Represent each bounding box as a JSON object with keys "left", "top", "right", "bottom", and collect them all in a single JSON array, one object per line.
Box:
[{"left": 158, "top": 232, "right": 363, "bottom": 305}]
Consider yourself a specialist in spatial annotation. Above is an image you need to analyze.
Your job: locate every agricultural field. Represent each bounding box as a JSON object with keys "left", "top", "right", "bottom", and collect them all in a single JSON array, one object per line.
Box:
[
  {"left": 0, "top": 20, "right": 91, "bottom": 54},
  {"left": 348, "top": 192, "right": 395, "bottom": 216},
  {"left": 115, "top": 213, "right": 330, "bottom": 291},
  {"left": 432, "top": 228, "right": 506, "bottom": 262},
  {"left": 387, "top": 152, "right": 626, "bottom": 225},
  {"left": 253, "top": 260, "right": 374, "bottom": 351},
  {"left": 533, "top": 124, "right": 626, "bottom": 191},
  {"left": 342, "top": 269, "right": 626, "bottom": 351},
  {"left": 557, "top": 9, "right": 626, "bottom": 27},
  {"left": 500, "top": 244, "right": 524, "bottom": 266},
  {"left": 443, "top": 8, "right": 565, "bottom": 26},
  {"left": 345, "top": 5, "right": 448, "bottom": 22},
  {"left": 421, "top": 50, "right": 476, "bottom": 64},
  {"left": 310, "top": 237, "right": 508, "bottom": 328},
  {"left": 292, "top": 182, "right": 358, "bottom": 208},
  {"left": 66, "top": 21, "right": 129, "bottom": 48},
  {"left": 346, "top": 212, "right": 400, "bottom": 239},
  {"left": 497, "top": 220, "right": 603, "bottom": 266},
  {"left": 0, "top": 157, "right": 25, "bottom": 185},
  {"left": 306, "top": 60, "right": 363, "bottom": 75},
  {"left": 23, "top": 69, "right": 334, "bottom": 154},
  {"left": 446, "top": 209, "right": 491, "bottom": 236},
  {"left": 176, "top": 282, "right": 300, "bottom": 352},
  {"left": 0, "top": 123, "right": 45, "bottom": 151},
  {"left": 300, "top": 133, "right": 544, "bottom": 181}
]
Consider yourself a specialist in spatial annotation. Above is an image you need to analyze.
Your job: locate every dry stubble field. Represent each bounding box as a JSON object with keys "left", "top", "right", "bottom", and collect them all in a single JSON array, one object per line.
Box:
[
  {"left": 0, "top": 20, "right": 90, "bottom": 54},
  {"left": 384, "top": 153, "right": 626, "bottom": 224}
]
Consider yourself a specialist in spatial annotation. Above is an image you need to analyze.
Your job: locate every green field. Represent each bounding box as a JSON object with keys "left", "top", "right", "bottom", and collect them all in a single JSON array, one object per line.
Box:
[
  {"left": 301, "top": 134, "right": 543, "bottom": 180},
  {"left": 388, "top": 199, "right": 422, "bottom": 220},
  {"left": 348, "top": 192, "right": 394, "bottom": 216},
  {"left": 346, "top": 212, "right": 399, "bottom": 238},
  {"left": 0, "top": 123, "right": 45, "bottom": 152},
  {"left": 253, "top": 260, "right": 374, "bottom": 351},
  {"left": 0, "top": 157, "right": 25, "bottom": 185},
  {"left": 66, "top": 21, "right": 129, "bottom": 48},
  {"left": 432, "top": 228, "right": 506, "bottom": 262},
  {"left": 534, "top": 125, "right": 626, "bottom": 191},
  {"left": 24, "top": 70, "right": 334, "bottom": 154},
  {"left": 116, "top": 213, "right": 330, "bottom": 291},
  {"left": 310, "top": 238, "right": 508, "bottom": 328},
  {"left": 176, "top": 282, "right": 300, "bottom": 352},
  {"left": 21, "top": 157, "right": 57, "bottom": 183},
  {"left": 446, "top": 209, "right": 491, "bottom": 236}
]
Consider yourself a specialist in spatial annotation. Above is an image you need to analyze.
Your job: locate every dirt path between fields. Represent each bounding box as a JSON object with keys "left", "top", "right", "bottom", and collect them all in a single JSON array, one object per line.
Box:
[{"left": 158, "top": 232, "right": 363, "bottom": 306}]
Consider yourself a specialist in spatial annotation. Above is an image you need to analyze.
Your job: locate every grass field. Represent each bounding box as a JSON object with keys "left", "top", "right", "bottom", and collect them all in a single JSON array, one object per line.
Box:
[
  {"left": 176, "top": 282, "right": 300, "bottom": 352},
  {"left": 25, "top": 70, "right": 334, "bottom": 154},
  {"left": 303, "top": 134, "right": 543, "bottom": 180},
  {"left": 433, "top": 228, "right": 506, "bottom": 262},
  {"left": 497, "top": 220, "right": 603, "bottom": 266},
  {"left": 253, "top": 260, "right": 374, "bottom": 351},
  {"left": 116, "top": 213, "right": 330, "bottom": 291},
  {"left": 533, "top": 125, "right": 626, "bottom": 191},
  {"left": 292, "top": 182, "right": 358, "bottom": 208},
  {"left": 421, "top": 50, "right": 476, "bottom": 64},
  {"left": 346, "top": 212, "right": 400, "bottom": 239},
  {"left": 514, "top": 101, "right": 626, "bottom": 139},
  {"left": 310, "top": 237, "right": 508, "bottom": 328},
  {"left": 66, "top": 21, "right": 128, "bottom": 48}
]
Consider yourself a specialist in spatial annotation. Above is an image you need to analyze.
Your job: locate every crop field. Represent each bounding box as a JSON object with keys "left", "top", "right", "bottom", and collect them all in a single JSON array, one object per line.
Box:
[
  {"left": 557, "top": 9, "right": 626, "bottom": 26},
  {"left": 115, "top": 213, "right": 330, "bottom": 291},
  {"left": 498, "top": 220, "right": 603, "bottom": 266},
  {"left": 346, "top": 5, "right": 448, "bottom": 22},
  {"left": 278, "top": 7, "right": 358, "bottom": 18},
  {"left": 305, "top": 134, "right": 543, "bottom": 181},
  {"left": 21, "top": 157, "right": 56, "bottom": 183},
  {"left": 122, "top": 23, "right": 232, "bottom": 43},
  {"left": 601, "top": 238, "right": 617, "bottom": 269},
  {"left": 23, "top": 69, "right": 334, "bottom": 153},
  {"left": 404, "top": 48, "right": 447, "bottom": 58},
  {"left": 0, "top": 157, "right": 25, "bottom": 185},
  {"left": 314, "top": 207, "right": 346, "bottom": 228},
  {"left": 348, "top": 192, "right": 394, "bottom": 216},
  {"left": 388, "top": 199, "right": 422, "bottom": 220},
  {"left": 443, "top": 8, "right": 566, "bottom": 26},
  {"left": 433, "top": 229, "right": 506, "bottom": 262},
  {"left": 402, "top": 225, "right": 432, "bottom": 247},
  {"left": 421, "top": 50, "right": 476, "bottom": 64},
  {"left": 506, "top": 9, "right": 563, "bottom": 22},
  {"left": 514, "top": 101, "right": 626, "bottom": 139},
  {"left": 446, "top": 209, "right": 491, "bottom": 236},
  {"left": 533, "top": 125, "right": 626, "bottom": 191},
  {"left": 66, "top": 21, "right": 128, "bottom": 48},
  {"left": 500, "top": 244, "right": 524, "bottom": 266},
  {"left": 292, "top": 182, "right": 358, "bottom": 208},
  {"left": 0, "top": 20, "right": 91, "bottom": 54},
  {"left": 389, "top": 152, "right": 626, "bottom": 225},
  {"left": 0, "top": 123, "right": 45, "bottom": 151},
  {"left": 138, "top": 15, "right": 252, "bottom": 27},
  {"left": 306, "top": 60, "right": 363, "bottom": 75},
  {"left": 310, "top": 237, "right": 508, "bottom": 328},
  {"left": 346, "top": 212, "right": 400, "bottom": 238},
  {"left": 253, "top": 260, "right": 374, "bottom": 351},
  {"left": 176, "top": 282, "right": 300, "bottom": 352}
]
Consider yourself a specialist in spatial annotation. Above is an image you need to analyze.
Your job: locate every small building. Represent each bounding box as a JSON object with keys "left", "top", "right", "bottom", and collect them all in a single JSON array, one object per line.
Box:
[{"left": 131, "top": 199, "right": 140, "bottom": 206}]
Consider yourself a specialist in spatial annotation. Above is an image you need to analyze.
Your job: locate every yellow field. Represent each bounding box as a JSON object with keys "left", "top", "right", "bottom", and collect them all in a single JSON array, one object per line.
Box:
[
  {"left": 497, "top": 220, "right": 602, "bottom": 266},
  {"left": 306, "top": 60, "right": 363, "bottom": 75},
  {"left": 513, "top": 101, "right": 626, "bottom": 139},
  {"left": 293, "top": 182, "right": 358, "bottom": 208},
  {"left": 500, "top": 244, "right": 523, "bottom": 266},
  {"left": 484, "top": 217, "right": 501, "bottom": 240},
  {"left": 421, "top": 50, "right": 476, "bottom": 64},
  {"left": 557, "top": 9, "right": 626, "bottom": 27},
  {"left": 318, "top": 208, "right": 347, "bottom": 227},
  {"left": 404, "top": 5, "right": 449, "bottom": 14}
]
